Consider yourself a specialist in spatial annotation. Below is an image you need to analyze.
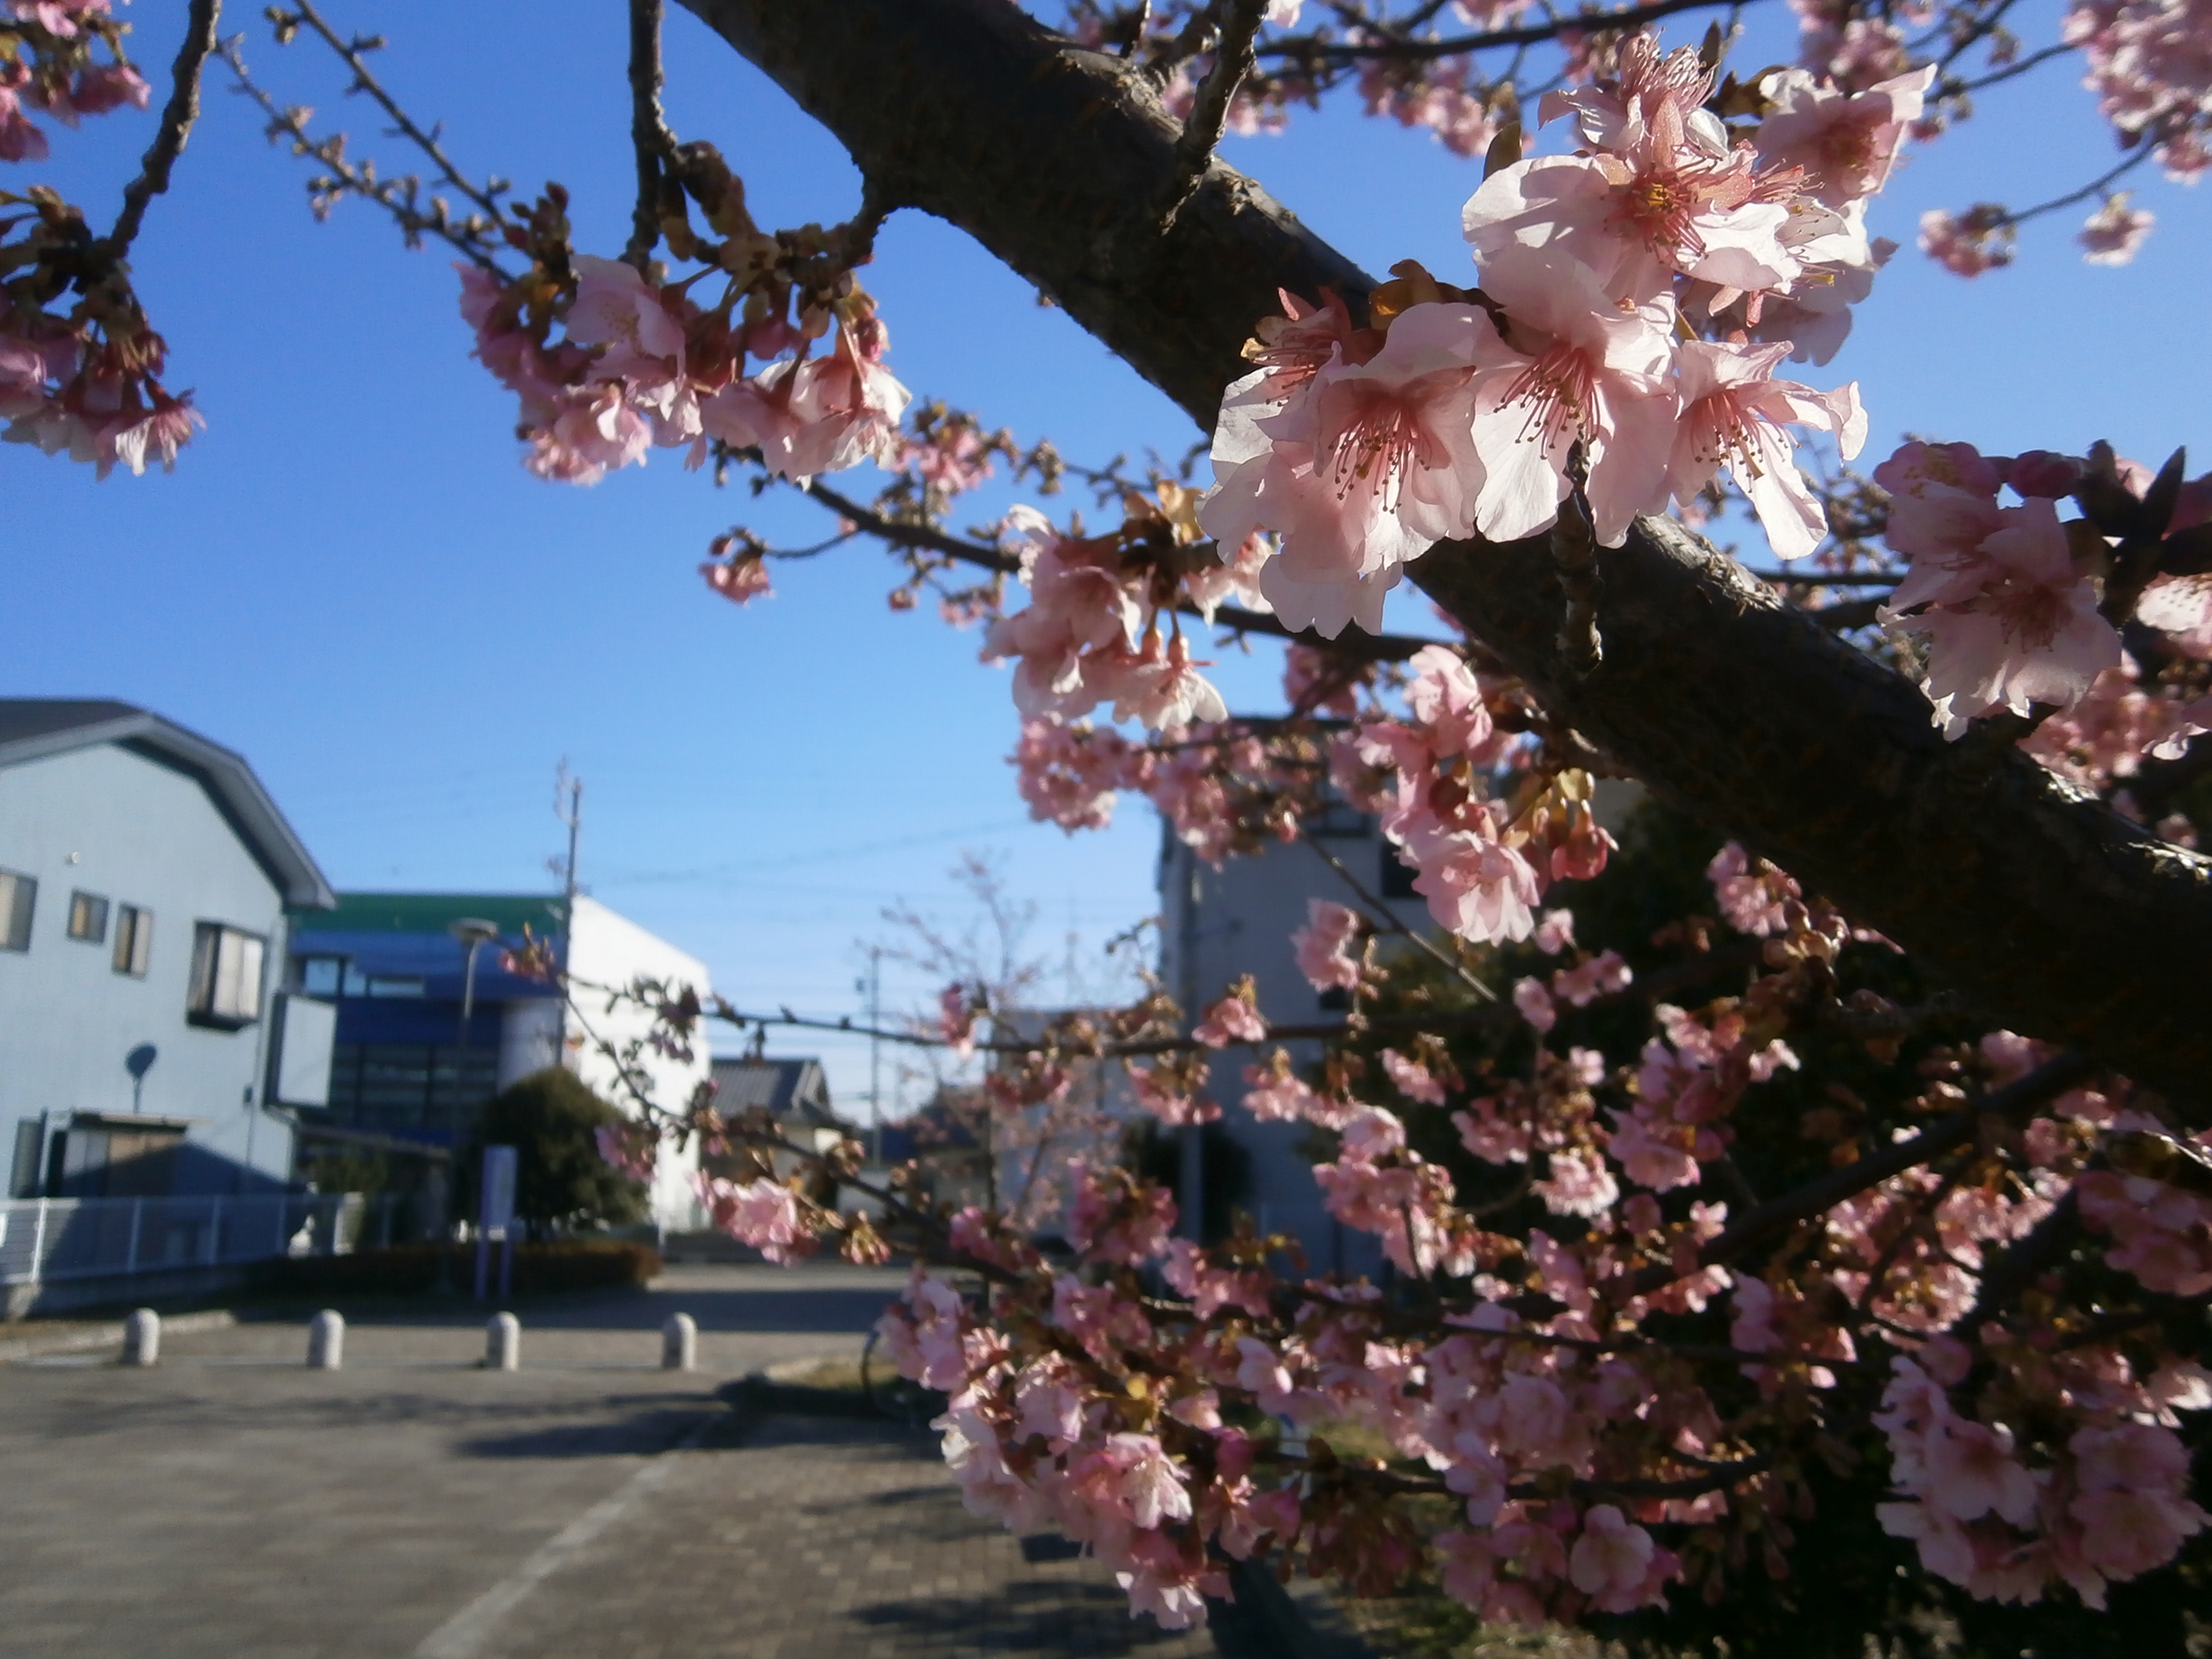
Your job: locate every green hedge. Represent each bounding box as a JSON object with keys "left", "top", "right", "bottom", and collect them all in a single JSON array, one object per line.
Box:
[{"left": 258, "top": 1238, "right": 662, "bottom": 1298}]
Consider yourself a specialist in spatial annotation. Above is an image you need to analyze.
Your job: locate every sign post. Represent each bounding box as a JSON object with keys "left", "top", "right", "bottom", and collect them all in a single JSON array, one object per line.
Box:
[{"left": 474, "top": 1144, "right": 517, "bottom": 1302}]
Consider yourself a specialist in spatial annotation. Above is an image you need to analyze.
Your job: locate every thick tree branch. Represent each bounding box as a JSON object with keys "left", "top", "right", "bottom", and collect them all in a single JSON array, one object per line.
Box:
[
  {"left": 625, "top": 0, "right": 675, "bottom": 269},
  {"left": 676, "top": 0, "right": 2212, "bottom": 1111},
  {"left": 104, "top": 0, "right": 221, "bottom": 258}
]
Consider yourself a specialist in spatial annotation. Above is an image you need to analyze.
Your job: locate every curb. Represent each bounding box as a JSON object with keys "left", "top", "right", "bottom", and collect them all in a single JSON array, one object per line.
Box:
[{"left": 0, "top": 1308, "right": 239, "bottom": 1364}]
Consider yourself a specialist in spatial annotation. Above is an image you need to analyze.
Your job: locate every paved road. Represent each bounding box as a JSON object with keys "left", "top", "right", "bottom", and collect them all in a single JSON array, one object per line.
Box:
[{"left": 0, "top": 1265, "right": 1214, "bottom": 1659}]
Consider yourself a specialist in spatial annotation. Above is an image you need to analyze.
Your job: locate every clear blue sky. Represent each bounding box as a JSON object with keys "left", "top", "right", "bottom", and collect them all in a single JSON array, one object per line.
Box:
[{"left": 9, "top": 0, "right": 2205, "bottom": 1113}]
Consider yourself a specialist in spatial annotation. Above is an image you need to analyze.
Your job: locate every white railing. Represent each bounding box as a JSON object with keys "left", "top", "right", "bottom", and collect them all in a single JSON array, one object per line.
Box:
[{"left": 0, "top": 1191, "right": 418, "bottom": 1288}]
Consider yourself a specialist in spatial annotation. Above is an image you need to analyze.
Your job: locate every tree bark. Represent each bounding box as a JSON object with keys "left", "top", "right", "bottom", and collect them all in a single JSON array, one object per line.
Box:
[{"left": 676, "top": 0, "right": 2212, "bottom": 1111}]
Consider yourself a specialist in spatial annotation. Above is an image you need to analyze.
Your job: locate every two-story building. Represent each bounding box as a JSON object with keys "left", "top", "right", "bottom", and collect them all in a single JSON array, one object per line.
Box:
[{"left": 1, "top": 699, "right": 336, "bottom": 1206}]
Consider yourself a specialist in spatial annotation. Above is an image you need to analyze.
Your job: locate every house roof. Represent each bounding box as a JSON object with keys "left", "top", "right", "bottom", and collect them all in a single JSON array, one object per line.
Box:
[
  {"left": 710, "top": 1057, "right": 840, "bottom": 1126},
  {"left": 0, "top": 699, "right": 335, "bottom": 909}
]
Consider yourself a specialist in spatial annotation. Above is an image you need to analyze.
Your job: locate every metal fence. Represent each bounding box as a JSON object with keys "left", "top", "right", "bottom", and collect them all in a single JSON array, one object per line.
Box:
[{"left": 0, "top": 1191, "right": 417, "bottom": 1289}]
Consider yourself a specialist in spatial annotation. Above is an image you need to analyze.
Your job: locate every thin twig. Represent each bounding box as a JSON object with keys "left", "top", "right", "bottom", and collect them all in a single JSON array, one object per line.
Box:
[
  {"left": 220, "top": 38, "right": 510, "bottom": 271},
  {"left": 287, "top": 0, "right": 506, "bottom": 222},
  {"left": 791, "top": 474, "right": 1448, "bottom": 661},
  {"left": 1261, "top": 0, "right": 1735, "bottom": 61},
  {"left": 1301, "top": 830, "right": 1500, "bottom": 1004},
  {"left": 103, "top": 0, "right": 222, "bottom": 258},
  {"left": 1992, "top": 141, "right": 2160, "bottom": 230},
  {"left": 1946, "top": 39, "right": 2072, "bottom": 97}
]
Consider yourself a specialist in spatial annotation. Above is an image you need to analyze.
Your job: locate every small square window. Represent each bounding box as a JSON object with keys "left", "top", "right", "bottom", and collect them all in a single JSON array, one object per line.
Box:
[
  {"left": 0, "top": 870, "right": 35, "bottom": 952},
  {"left": 298, "top": 956, "right": 344, "bottom": 997},
  {"left": 67, "top": 891, "right": 110, "bottom": 943},
  {"left": 112, "top": 905, "right": 153, "bottom": 977},
  {"left": 188, "top": 922, "right": 266, "bottom": 1028}
]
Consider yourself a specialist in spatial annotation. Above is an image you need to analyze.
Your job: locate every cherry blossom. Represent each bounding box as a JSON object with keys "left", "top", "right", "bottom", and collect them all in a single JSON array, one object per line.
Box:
[
  {"left": 1291, "top": 899, "right": 1364, "bottom": 991},
  {"left": 2078, "top": 192, "right": 2156, "bottom": 264},
  {"left": 1753, "top": 66, "right": 1934, "bottom": 208},
  {"left": 1664, "top": 337, "right": 1865, "bottom": 560},
  {"left": 1458, "top": 246, "right": 1677, "bottom": 548},
  {"left": 1881, "top": 495, "right": 2123, "bottom": 735}
]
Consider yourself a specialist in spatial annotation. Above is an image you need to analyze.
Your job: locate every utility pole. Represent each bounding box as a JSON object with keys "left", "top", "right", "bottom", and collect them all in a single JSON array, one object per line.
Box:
[
  {"left": 866, "top": 945, "right": 882, "bottom": 1164},
  {"left": 550, "top": 762, "right": 584, "bottom": 1080},
  {"left": 553, "top": 762, "right": 583, "bottom": 916}
]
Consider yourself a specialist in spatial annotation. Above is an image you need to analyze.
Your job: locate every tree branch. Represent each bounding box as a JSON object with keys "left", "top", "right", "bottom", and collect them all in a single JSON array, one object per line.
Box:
[
  {"left": 625, "top": 0, "right": 675, "bottom": 269},
  {"left": 1153, "top": 0, "right": 1267, "bottom": 232},
  {"left": 103, "top": 0, "right": 222, "bottom": 258},
  {"left": 1261, "top": 0, "right": 1745, "bottom": 60},
  {"left": 674, "top": 0, "right": 2212, "bottom": 1111}
]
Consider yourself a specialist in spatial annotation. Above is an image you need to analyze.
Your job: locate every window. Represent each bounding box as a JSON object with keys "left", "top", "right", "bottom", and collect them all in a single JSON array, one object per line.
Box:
[
  {"left": 0, "top": 870, "right": 35, "bottom": 952},
  {"left": 297, "top": 955, "right": 344, "bottom": 997},
  {"left": 1307, "top": 801, "right": 1374, "bottom": 838},
  {"left": 188, "top": 923, "right": 265, "bottom": 1028},
  {"left": 112, "top": 905, "right": 152, "bottom": 977},
  {"left": 67, "top": 891, "right": 110, "bottom": 943},
  {"left": 1379, "top": 842, "right": 1420, "bottom": 900}
]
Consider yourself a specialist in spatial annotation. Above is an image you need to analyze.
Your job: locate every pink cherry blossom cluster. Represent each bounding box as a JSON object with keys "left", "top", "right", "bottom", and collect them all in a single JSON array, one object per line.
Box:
[
  {"left": 1351, "top": 644, "right": 1615, "bottom": 945},
  {"left": 459, "top": 250, "right": 908, "bottom": 489},
  {"left": 1510, "top": 946, "right": 1632, "bottom": 1033},
  {"left": 0, "top": 1, "right": 147, "bottom": 164},
  {"left": 690, "top": 1171, "right": 817, "bottom": 1263},
  {"left": 591, "top": 840, "right": 2211, "bottom": 1634},
  {"left": 1788, "top": 0, "right": 1917, "bottom": 94},
  {"left": 1875, "top": 1342, "right": 2211, "bottom": 1607},
  {"left": 592, "top": 1120, "right": 659, "bottom": 1185},
  {"left": 1356, "top": 51, "right": 1502, "bottom": 158},
  {"left": 0, "top": 306, "right": 199, "bottom": 476},
  {"left": 1, "top": 7, "right": 194, "bottom": 477},
  {"left": 1010, "top": 712, "right": 1323, "bottom": 865},
  {"left": 981, "top": 502, "right": 1273, "bottom": 737},
  {"left": 2066, "top": 0, "right": 2212, "bottom": 182},
  {"left": 1875, "top": 438, "right": 2212, "bottom": 742},
  {"left": 1197, "top": 32, "right": 1902, "bottom": 628}
]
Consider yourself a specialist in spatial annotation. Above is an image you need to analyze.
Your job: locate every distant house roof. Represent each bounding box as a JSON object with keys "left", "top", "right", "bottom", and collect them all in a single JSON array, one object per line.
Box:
[
  {"left": 711, "top": 1057, "right": 839, "bottom": 1127},
  {"left": 0, "top": 699, "right": 335, "bottom": 909}
]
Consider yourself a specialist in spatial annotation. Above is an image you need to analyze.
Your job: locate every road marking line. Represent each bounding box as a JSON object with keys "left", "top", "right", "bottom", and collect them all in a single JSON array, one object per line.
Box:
[{"left": 411, "top": 1415, "right": 716, "bottom": 1659}]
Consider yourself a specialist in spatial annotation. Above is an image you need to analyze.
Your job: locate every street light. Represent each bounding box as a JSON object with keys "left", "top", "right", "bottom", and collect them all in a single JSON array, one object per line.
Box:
[{"left": 448, "top": 918, "right": 501, "bottom": 1044}]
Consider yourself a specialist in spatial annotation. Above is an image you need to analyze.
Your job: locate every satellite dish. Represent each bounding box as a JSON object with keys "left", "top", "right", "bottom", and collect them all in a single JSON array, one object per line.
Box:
[{"left": 125, "top": 1043, "right": 157, "bottom": 1114}]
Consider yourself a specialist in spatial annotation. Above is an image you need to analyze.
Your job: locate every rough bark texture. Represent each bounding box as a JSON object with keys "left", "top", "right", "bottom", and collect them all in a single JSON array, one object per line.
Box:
[{"left": 676, "top": 0, "right": 2211, "bottom": 1110}]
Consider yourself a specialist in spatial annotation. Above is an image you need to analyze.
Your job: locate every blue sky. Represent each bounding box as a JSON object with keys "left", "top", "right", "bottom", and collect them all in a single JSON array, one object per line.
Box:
[{"left": 9, "top": 0, "right": 2206, "bottom": 1113}]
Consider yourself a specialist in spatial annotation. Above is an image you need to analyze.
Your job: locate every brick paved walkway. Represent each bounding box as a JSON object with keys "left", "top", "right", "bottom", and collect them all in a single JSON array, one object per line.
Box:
[
  {"left": 0, "top": 1267, "right": 1218, "bottom": 1659},
  {"left": 477, "top": 1412, "right": 1215, "bottom": 1659}
]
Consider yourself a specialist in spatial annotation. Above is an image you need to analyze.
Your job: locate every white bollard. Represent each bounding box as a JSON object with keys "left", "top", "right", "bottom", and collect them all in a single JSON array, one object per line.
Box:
[
  {"left": 120, "top": 1307, "right": 160, "bottom": 1367},
  {"left": 307, "top": 1309, "right": 345, "bottom": 1370},
  {"left": 661, "top": 1312, "right": 697, "bottom": 1372},
  {"left": 485, "top": 1311, "right": 520, "bottom": 1372}
]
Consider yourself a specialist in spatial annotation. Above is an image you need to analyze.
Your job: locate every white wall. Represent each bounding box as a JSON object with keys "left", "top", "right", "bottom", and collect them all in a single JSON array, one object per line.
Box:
[
  {"left": 565, "top": 895, "right": 710, "bottom": 1230},
  {"left": 0, "top": 743, "right": 293, "bottom": 1191}
]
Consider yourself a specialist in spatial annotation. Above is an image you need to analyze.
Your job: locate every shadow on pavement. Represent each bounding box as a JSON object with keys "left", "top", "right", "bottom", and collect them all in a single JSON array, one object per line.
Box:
[
  {"left": 847, "top": 1580, "right": 1202, "bottom": 1652},
  {"left": 457, "top": 1399, "right": 718, "bottom": 1459}
]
